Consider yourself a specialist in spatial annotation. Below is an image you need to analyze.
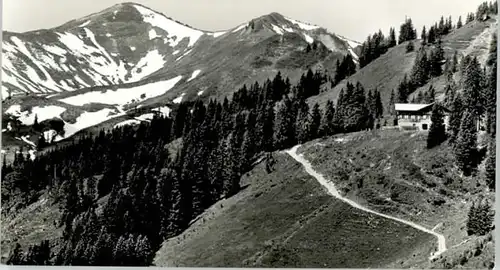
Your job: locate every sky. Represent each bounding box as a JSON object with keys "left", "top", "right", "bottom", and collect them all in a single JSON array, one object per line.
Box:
[{"left": 3, "top": 0, "right": 487, "bottom": 41}]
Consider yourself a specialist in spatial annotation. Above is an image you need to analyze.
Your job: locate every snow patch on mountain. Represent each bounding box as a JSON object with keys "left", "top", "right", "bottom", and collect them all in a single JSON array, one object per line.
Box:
[
  {"left": 114, "top": 119, "right": 141, "bottom": 128},
  {"left": 131, "top": 50, "right": 166, "bottom": 80},
  {"left": 149, "top": 29, "right": 159, "bottom": 39},
  {"left": 338, "top": 35, "right": 361, "bottom": 49},
  {"left": 79, "top": 20, "right": 91, "bottom": 27},
  {"left": 58, "top": 75, "right": 183, "bottom": 106},
  {"left": 173, "top": 93, "right": 186, "bottom": 104},
  {"left": 55, "top": 108, "right": 124, "bottom": 141},
  {"left": 43, "top": 129, "right": 58, "bottom": 142},
  {"left": 151, "top": 106, "right": 171, "bottom": 117},
  {"left": 303, "top": 33, "right": 314, "bottom": 43},
  {"left": 135, "top": 113, "right": 155, "bottom": 122},
  {"left": 5, "top": 105, "right": 22, "bottom": 116},
  {"left": 284, "top": 17, "right": 319, "bottom": 31},
  {"left": 21, "top": 135, "right": 36, "bottom": 148},
  {"left": 55, "top": 28, "right": 130, "bottom": 85},
  {"left": 212, "top": 31, "right": 227, "bottom": 37},
  {"left": 176, "top": 49, "right": 192, "bottom": 61},
  {"left": 338, "top": 35, "right": 361, "bottom": 60},
  {"left": 4, "top": 105, "right": 67, "bottom": 126},
  {"left": 7, "top": 37, "right": 64, "bottom": 91},
  {"left": 272, "top": 25, "right": 284, "bottom": 35},
  {"left": 133, "top": 4, "right": 204, "bottom": 47},
  {"left": 187, "top": 70, "right": 201, "bottom": 82}
]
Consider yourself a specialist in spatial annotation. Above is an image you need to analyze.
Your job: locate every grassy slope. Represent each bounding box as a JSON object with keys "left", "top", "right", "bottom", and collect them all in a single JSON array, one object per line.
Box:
[
  {"left": 154, "top": 151, "right": 435, "bottom": 268},
  {"left": 298, "top": 129, "right": 494, "bottom": 269},
  {"left": 308, "top": 18, "right": 496, "bottom": 111},
  {"left": 0, "top": 193, "right": 63, "bottom": 262}
]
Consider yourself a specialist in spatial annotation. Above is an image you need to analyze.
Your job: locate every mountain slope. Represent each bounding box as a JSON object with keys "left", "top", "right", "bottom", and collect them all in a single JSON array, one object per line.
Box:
[
  {"left": 307, "top": 17, "right": 497, "bottom": 111},
  {"left": 154, "top": 149, "right": 435, "bottom": 268}
]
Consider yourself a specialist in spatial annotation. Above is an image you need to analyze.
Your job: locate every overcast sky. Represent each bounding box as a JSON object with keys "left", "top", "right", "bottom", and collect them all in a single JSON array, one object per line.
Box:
[{"left": 3, "top": 0, "right": 486, "bottom": 41}]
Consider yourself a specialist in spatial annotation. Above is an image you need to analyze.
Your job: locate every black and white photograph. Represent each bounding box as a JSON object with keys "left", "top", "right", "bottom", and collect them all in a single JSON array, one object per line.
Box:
[{"left": 0, "top": 0, "right": 497, "bottom": 268}]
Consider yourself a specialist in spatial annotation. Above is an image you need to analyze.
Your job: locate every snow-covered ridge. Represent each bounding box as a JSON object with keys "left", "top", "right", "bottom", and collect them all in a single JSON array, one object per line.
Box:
[
  {"left": 133, "top": 4, "right": 204, "bottom": 47},
  {"left": 284, "top": 17, "right": 320, "bottom": 31}
]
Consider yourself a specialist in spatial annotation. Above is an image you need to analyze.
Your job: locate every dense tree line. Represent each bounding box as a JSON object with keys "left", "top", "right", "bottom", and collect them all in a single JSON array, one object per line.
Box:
[
  {"left": 358, "top": 28, "right": 397, "bottom": 68},
  {"left": 448, "top": 50, "right": 495, "bottom": 176},
  {"left": 396, "top": 38, "right": 447, "bottom": 104},
  {"left": 332, "top": 54, "right": 357, "bottom": 86},
  {"left": 4, "top": 68, "right": 380, "bottom": 266}
]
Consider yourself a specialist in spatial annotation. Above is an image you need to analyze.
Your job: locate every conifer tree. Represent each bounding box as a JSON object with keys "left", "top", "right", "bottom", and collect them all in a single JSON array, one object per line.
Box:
[
  {"left": 319, "top": 100, "right": 335, "bottom": 136},
  {"left": 309, "top": 103, "right": 322, "bottom": 139},
  {"left": 374, "top": 90, "right": 384, "bottom": 118},
  {"left": 389, "top": 89, "right": 396, "bottom": 115},
  {"left": 429, "top": 39, "right": 445, "bottom": 77},
  {"left": 486, "top": 61, "right": 497, "bottom": 136},
  {"left": 343, "top": 82, "right": 369, "bottom": 132},
  {"left": 262, "top": 102, "right": 275, "bottom": 151},
  {"left": 421, "top": 26, "right": 427, "bottom": 45},
  {"left": 241, "top": 130, "right": 256, "bottom": 170},
  {"left": 462, "top": 56, "right": 484, "bottom": 117},
  {"left": 427, "top": 104, "right": 447, "bottom": 148},
  {"left": 221, "top": 132, "right": 241, "bottom": 198},
  {"left": 398, "top": 17, "right": 417, "bottom": 44},
  {"left": 295, "top": 99, "right": 311, "bottom": 144},
  {"left": 388, "top": 27, "right": 397, "bottom": 48},
  {"left": 457, "top": 15, "right": 463, "bottom": 28},
  {"left": 443, "top": 83, "right": 456, "bottom": 108},
  {"left": 454, "top": 110, "right": 478, "bottom": 176},
  {"left": 33, "top": 114, "right": 40, "bottom": 131},
  {"left": 397, "top": 75, "right": 411, "bottom": 103},
  {"left": 274, "top": 97, "right": 294, "bottom": 149},
  {"left": 485, "top": 141, "right": 496, "bottom": 190},
  {"left": 448, "top": 93, "right": 464, "bottom": 143},
  {"left": 467, "top": 199, "right": 494, "bottom": 236},
  {"left": 410, "top": 47, "right": 430, "bottom": 87},
  {"left": 427, "top": 85, "right": 436, "bottom": 103}
]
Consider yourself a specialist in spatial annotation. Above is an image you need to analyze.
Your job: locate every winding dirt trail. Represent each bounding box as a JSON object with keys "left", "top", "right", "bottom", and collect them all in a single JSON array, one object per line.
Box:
[{"left": 285, "top": 144, "right": 447, "bottom": 261}]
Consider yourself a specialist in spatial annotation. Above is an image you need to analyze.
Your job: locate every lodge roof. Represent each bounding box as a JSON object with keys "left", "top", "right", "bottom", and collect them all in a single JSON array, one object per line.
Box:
[{"left": 394, "top": 103, "right": 434, "bottom": 112}]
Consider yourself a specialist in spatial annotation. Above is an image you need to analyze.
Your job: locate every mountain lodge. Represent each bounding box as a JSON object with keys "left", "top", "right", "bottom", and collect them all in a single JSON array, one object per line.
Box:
[{"left": 394, "top": 103, "right": 450, "bottom": 131}]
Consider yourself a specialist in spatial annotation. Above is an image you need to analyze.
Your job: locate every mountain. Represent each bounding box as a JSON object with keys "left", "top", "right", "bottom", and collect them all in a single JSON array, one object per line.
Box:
[
  {"left": 2, "top": 2, "right": 358, "bottom": 100},
  {"left": 1, "top": 2, "right": 359, "bottom": 148},
  {"left": 2, "top": 1, "right": 496, "bottom": 268}
]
